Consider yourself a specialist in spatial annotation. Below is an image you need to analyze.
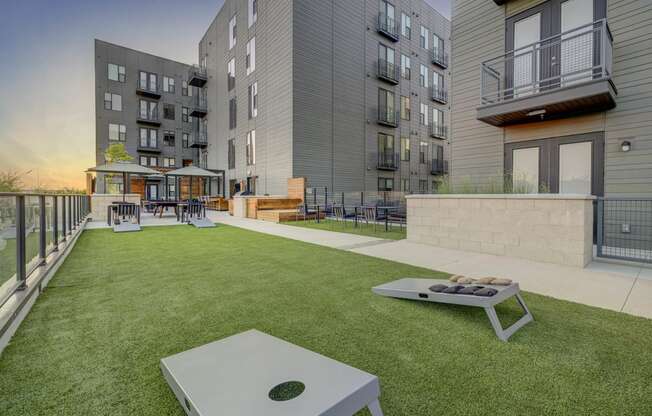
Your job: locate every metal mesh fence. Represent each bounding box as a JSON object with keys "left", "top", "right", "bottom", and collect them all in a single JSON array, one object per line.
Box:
[{"left": 597, "top": 199, "right": 652, "bottom": 263}]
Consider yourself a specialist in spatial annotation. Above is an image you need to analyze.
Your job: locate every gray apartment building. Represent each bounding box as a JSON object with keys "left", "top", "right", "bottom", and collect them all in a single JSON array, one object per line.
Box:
[
  {"left": 94, "top": 39, "right": 209, "bottom": 199},
  {"left": 199, "top": 0, "right": 451, "bottom": 196},
  {"left": 450, "top": 0, "right": 652, "bottom": 198}
]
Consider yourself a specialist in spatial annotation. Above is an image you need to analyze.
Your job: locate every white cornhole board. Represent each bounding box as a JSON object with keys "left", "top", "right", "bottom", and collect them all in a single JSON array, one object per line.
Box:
[
  {"left": 190, "top": 217, "right": 216, "bottom": 228},
  {"left": 160, "top": 329, "right": 384, "bottom": 416},
  {"left": 113, "top": 222, "right": 141, "bottom": 233},
  {"left": 372, "top": 278, "right": 533, "bottom": 342}
]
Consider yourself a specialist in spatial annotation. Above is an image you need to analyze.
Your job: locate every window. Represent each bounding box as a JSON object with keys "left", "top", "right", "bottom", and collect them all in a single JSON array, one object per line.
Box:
[
  {"left": 420, "top": 26, "right": 429, "bottom": 49},
  {"left": 139, "top": 128, "right": 158, "bottom": 148},
  {"left": 419, "top": 103, "right": 428, "bottom": 125},
  {"left": 108, "top": 63, "right": 125, "bottom": 82},
  {"left": 139, "top": 156, "right": 148, "bottom": 166},
  {"left": 400, "top": 137, "right": 410, "bottom": 161},
  {"left": 433, "top": 71, "right": 444, "bottom": 92},
  {"left": 182, "top": 81, "right": 190, "bottom": 96},
  {"left": 378, "top": 178, "right": 394, "bottom": 192},
  {"left": 433, "top": 34, "right": 444, "bottom": 57},
  {"left": 401, "top": 178, "right": 410, "bottom": 192},
  {"left": 378, "top": 43, "right": 395, "bottom": 71},
  {"left": 432, "top": 180, "right": 439, "bottom": 192},
  {"left": 109, "top": 123, "right": 126, "bottom": 142},
  {"left": 419, "top": 179, "right": 428, "bottom": 193},
  {"left": 246, "top": 130, "right": 256, "bottom": 165},
  {"left": 163, "top": 130, "right": 175, "bottom": 147},
  {"left": 229, "top": 98, "right": 237, "bottom": 130},
  {"left": 227, "top": 58, "right": 236, "bottom": 91},
  {"left": 419, "top": 141, "right": 428, "bottom": 163},
  {"left": 139, "top": 100, "right": 158, "bottom": 121},
  {"left": 401, "top": 13, "right": 411, "bottom": 38},
  {"left": 432, "top": 108, "right": 444, "bottom": 129},
  {"left": 400, "top": 96, "right": 410, "bottom": 120},
  {"left": 104, "top": 93, "right": 122, "bottom": 111},
  {"left": 167, "top": 183, "right": 176, "bottom": 199},
  {"left": 378, "top": 88, "right": 395, "bottom": 123},
  {"left": 149, "top": 157, "right": 158, "bottom": 167},
  {"left": 229, "top": 15, "right": 237, "bottom": 50},
  {"left": 163, "top": 104, "right": 175, "bottom": 120},
  {"left": 163, "top": 76, "right": 175, "bottom": 93},
  {"left": 163, "top": 157, "right": 176, "bottom": 168},
  {"left": 182, "top": 107, "right": 189, "bottom": 123},
  {"left": 419, "top": 65, "right": 428, "bottom": 87},
  {"left": 400, "top": 54, "right": 411, "bottom": 79},
  {"left": 378, "top": 132, "right": 394, "bottom": 153},
  {"left": 248, "top": 82, "right": 258, "bottom": 119},
  {"left": 248, "top": 0, "right": 258, "bottom": 27},
  {"left": 139, "top": 71, "right": 158, "bottom": 92},
  {"left": 182, "top": 133, "right": 190, "bottom": 148},
  {"left": 228, "top": 139, "right": 236, "bottom": 169},
  {"left": 246, "top": 37, "right": 256, "bottom": 75}
]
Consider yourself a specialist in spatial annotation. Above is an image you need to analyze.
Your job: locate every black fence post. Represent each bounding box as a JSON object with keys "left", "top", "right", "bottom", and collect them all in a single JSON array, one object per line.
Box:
[
  {"left": 39, "top": 195, "right": 47, "bottom": 265},
  {"left": 596, "top": 198, "right": 604, "bottom": 258},
  {"left": 313, "top": 188, "right": 317, "bottom": 206},
  {"left": 341, "top": 192, "right": 344, "bottom": 206},
  {"left": 324, "top": 187, "right": 328, "bottom": 208},
  {"left": 360, "top": 191, "right": 364, "bottom": 206},
  {"left": 53, "top": 196, "right": 59, "bottom": 251},
  {"left": 67, "top": 196, "right": 72, "bottom": 233},
  {"left": 16, "top": 195, "right": 27, "bottom": 290},
  {"left": 61, "top": 195, "right": 67, "bottom": 241}
]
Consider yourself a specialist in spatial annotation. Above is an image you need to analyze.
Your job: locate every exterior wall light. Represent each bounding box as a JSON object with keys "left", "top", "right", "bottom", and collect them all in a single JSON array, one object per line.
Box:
[{"left": 621, "top": 141, "right": 631, "bottom": 152}]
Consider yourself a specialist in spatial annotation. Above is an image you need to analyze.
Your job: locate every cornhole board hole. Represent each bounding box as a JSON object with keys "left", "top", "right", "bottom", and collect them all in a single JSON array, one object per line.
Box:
[
  {"left": 160, "top": 329, "right": 384, "bottom": 416},
  {"left": 372, "top": 278, "right": 533, "bottom": 342},
  {"left": 190, "top": 217, "right": 216, "bottom": 228},
  {"left": 113, "top": 222, "right": 141, "bottom": 233}
]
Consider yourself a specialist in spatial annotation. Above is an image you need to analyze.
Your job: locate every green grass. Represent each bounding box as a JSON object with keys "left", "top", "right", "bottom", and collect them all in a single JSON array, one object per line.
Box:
[
  {"left": 285, "top": 218, "right": 406, "bottom": 240},
  {"left": 1, "top": 226, "right": 651, "bottom": 415}
]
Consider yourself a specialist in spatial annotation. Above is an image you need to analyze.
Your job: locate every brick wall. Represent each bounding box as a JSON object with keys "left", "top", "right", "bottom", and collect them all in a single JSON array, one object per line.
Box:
[{"left": 406, "top": 195, "right": 595, "bottom": 267}]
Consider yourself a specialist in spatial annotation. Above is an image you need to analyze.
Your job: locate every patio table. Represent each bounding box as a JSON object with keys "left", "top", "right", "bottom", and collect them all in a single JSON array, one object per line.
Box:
[
  {"left": 373, "top": 278, "right": 533, "bottom": 341},
  {"left": 161, "top": 329, "right": 384, "bottom": 416},
  {"left": 150, "top": 200, "right": 181, "bottom": 218}
]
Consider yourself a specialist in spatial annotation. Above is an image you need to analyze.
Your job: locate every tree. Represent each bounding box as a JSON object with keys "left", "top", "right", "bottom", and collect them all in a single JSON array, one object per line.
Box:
[
  {"left": 104, "top": 143, "right": 134, "bottom": 163},
  {"left": 0, "top": 171, "right": 23, "bottom": 192}
]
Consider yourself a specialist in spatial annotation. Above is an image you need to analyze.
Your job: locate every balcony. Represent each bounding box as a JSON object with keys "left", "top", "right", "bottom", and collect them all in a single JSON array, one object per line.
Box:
[
  {"left": 431, "top": 159, "right": 448, "bottom": 175},
  {"left": 377, "top": 107, "right": 399, "bottom": 127},
  {"left": 191, "top": 133, "right": 208, "bottom": 148},
  {"left": 228, "top": 75, "right": 236, "bottom": 92},
  {"left": 136, "top": 80, "right": 162, "bottom": 99},
  {"left": 190, "top": 94, "right": 208, "bottom": 118},
  {"left": 431, "top": 47, "right": 449, "bottom": 69},
  {"left": 136, "top": 108, "right": 161, "bottom": 126},
  {"left": 377, "top": 59, "right": 400, "bottom": 85},
  {"left": 377, "top": 13, "right": 399, "bottom": 41},
  {"left": 188, "top": 65, "right": 207, "bottom": 87},
  {"left": 377, "top": 151, "right": 399, "bottom": 171},
  {"left": 431, "top": 86, "right": 448, "bottom": 104},
  {"left": 137, "top": 143, "right": 161, "bottom": 153},
  {"left": 477, "top": 19, "right": 617, "bottom": 127},
  {"left": 430, "top": 123, "right": 447, "bottom": 140}
]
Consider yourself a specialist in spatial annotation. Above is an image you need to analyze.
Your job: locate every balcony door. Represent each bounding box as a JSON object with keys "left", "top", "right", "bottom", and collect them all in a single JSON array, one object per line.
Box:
[
  {"left": 561, "top": 0, "right": 594, "bottom": 86},
  {"left": 513, "top": 13, "right": 542, "bottom": 97}
]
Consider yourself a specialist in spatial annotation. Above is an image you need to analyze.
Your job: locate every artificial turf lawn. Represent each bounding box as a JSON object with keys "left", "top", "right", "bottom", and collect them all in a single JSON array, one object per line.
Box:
[
  {"left": 285, "top": 218, "right": 406, "bottom": 240},
  {"left": 1, "top": 225, "right": 651, "bottom": 415}
]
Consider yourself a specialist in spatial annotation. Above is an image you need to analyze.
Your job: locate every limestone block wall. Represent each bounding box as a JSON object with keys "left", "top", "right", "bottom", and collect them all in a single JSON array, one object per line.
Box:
[
  {"left": 90, "top": 194, "right": 141, "bottom": 222},
  {"left": 406, "top": 195, "right": 595, "bottom": 267}
]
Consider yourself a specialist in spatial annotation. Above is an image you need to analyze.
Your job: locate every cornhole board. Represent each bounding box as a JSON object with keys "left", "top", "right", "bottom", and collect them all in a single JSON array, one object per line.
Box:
[
  {"left": 372, "top": 278, "right": 533, "bottom": 342},
  {"left": 189, "top": 217, "right": 216, "bottom": 228},
  {"left": 113, "top": 222, "right": 141, "bottom": 233},
  {"left": 160, "top": 329, "right": 384, "bottom": 416}
]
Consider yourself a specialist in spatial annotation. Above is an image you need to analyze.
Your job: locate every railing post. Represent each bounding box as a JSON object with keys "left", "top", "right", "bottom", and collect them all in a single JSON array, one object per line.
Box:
[
  {"left": 596, "top": 198, "right": 604, "bottom": 257},
  {"left": 601, "top": 20, "right": 607, "bottom": 77},
  {"left": 53, "top": 196, "right": 59, "bottom": 251},
  {"left": 16, "top": 195, "right": 27, "bottom": 290},
  {"left": 67, "top": 196, "right": 72, "bottom": 234},
  {"left": 39, "top": 195, "right": 47, "bottom": 265},
  {"left": 61, "top": 195, "right": 67, "bottom": 241}
]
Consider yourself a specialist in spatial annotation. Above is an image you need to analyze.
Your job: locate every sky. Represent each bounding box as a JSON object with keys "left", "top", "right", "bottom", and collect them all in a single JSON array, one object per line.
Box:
[{"left": 0, "top": 0, "right": 451, "bottom": 190}]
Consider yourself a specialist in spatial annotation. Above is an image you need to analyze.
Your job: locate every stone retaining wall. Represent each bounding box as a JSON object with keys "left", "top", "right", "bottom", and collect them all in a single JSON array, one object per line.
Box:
[{"left": 406, "top": 194, "right": 595, "bottom": 267}]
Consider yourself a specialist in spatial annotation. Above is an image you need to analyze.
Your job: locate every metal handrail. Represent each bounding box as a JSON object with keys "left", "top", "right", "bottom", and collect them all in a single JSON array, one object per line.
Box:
[
  {"left": 377, "top": 58, "right": 399, "bottom": 82},
  {"left": 377, "top": 13, "right": 399, "bottom": 38},
  {"left": 430, "top": 123, "right": 448, "bottom": 139},
  {"left": 480, "top": 19, "right": 613, "bottom": 105},
  {"left": 431, "top": 86, "right": 448, "bottom": 103},
  {"left": 432, "top": 47, "right": 448, "bottom": 66},
  {"left": 378, "top": 107, "right": 399, "bottom": 125}
]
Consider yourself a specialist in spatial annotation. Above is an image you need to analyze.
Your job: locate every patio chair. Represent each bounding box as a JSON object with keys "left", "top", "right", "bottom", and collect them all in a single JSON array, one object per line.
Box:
[
  {"left": 333, "top": 205, "right": 346, "bottom": 227},
  {"left": 362, "top": 206, "right": 377, "bottom": 232}
]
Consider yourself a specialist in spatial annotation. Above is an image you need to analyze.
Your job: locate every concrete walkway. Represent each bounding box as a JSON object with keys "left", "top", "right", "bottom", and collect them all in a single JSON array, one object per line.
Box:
[{"left": 211, "top": 212, "right": 652, "bottom": 319}]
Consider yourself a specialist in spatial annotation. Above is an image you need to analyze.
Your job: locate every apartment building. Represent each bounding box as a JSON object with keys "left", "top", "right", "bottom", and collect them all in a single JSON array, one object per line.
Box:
[
  {"left": 450, "top": 0, "right": 652, "bottom": 198},
  {"left": 199, "top": 0, "right": 451, "bottom": 196},
  {"left": 94, "top": 40, "right": 209, "bottom": 199}
]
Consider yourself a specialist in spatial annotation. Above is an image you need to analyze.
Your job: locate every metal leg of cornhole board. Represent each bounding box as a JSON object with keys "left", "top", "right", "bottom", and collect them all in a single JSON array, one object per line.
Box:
[
  {"left": 368, "top": 399, "right": 384, "bottom": 416},
  {"left": 484, "top": 293, "right": 534, "bottom": 342}
]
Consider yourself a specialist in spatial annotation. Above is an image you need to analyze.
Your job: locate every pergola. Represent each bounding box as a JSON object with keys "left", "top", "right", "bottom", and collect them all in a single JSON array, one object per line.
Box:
[{"left": 86, "top": 162, "right": 160, "bottom": 201}]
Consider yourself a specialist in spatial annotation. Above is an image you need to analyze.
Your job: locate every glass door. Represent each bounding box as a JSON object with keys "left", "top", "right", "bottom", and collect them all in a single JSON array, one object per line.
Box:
[
  {"left": 513, "top": 13, "right": 541, "bottom": 97},
  {"left": 512, "top": 147, "right": 540, "bottom": 193},
  {"left": 561, "top": 0, "right": 594, "bottom": 86},
  {"left": 559, "top": 142, "right": 592, "bottom": 194}
]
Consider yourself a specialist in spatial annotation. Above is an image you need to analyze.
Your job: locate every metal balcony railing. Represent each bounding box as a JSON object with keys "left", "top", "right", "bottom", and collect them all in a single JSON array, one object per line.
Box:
[
  {"left": 191, "top": 93, "right": 208, "bottom": 118},
  {"left": 429, "top": 123, "right": 447, "bottom": 139},
  {"left": 377, "top": 59, "right": 400, "bottom": 84},
  {"left": 188, "top": 65, "right": 208, "bottom": 87},
  {"left": 431, "top": 159, "right": 448, "bottom": 175},
  {"left": 377, "top": 13, "right": 399, "bottom": 41},
  {"left": 377, "top": 107, "right": 399, "bottom": 127},
  {"left": 480, "top": 19, "right": 613, "bottom": 106},
  {"left": 191, "top": 133, "right": 208, "bottom": 148},
  {"left": 137, "top": 107, "right": 160, "bottom": 124},
  {"left": 137, "top": 79, "right": 162, "bottom": 97},
  {"left": 431, "top": 47, "right": 449, "bottom": 68},
  {"left": 431, "top": 86, "right": 448, "bottom": 104},
  {"left": 377, "top": 152, "right": 399, "bottom": 170}
]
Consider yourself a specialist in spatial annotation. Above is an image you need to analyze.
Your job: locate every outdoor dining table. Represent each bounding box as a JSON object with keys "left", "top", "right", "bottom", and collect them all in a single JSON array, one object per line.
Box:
[{"left": 150, "top": 200, "right": 182, "bottom": 218}]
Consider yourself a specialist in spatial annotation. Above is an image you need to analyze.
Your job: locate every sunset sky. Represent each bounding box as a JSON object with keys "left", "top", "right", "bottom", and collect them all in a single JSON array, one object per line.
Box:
[{"left": 0, "top": 0, "right": 450, "bottom": 190}]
